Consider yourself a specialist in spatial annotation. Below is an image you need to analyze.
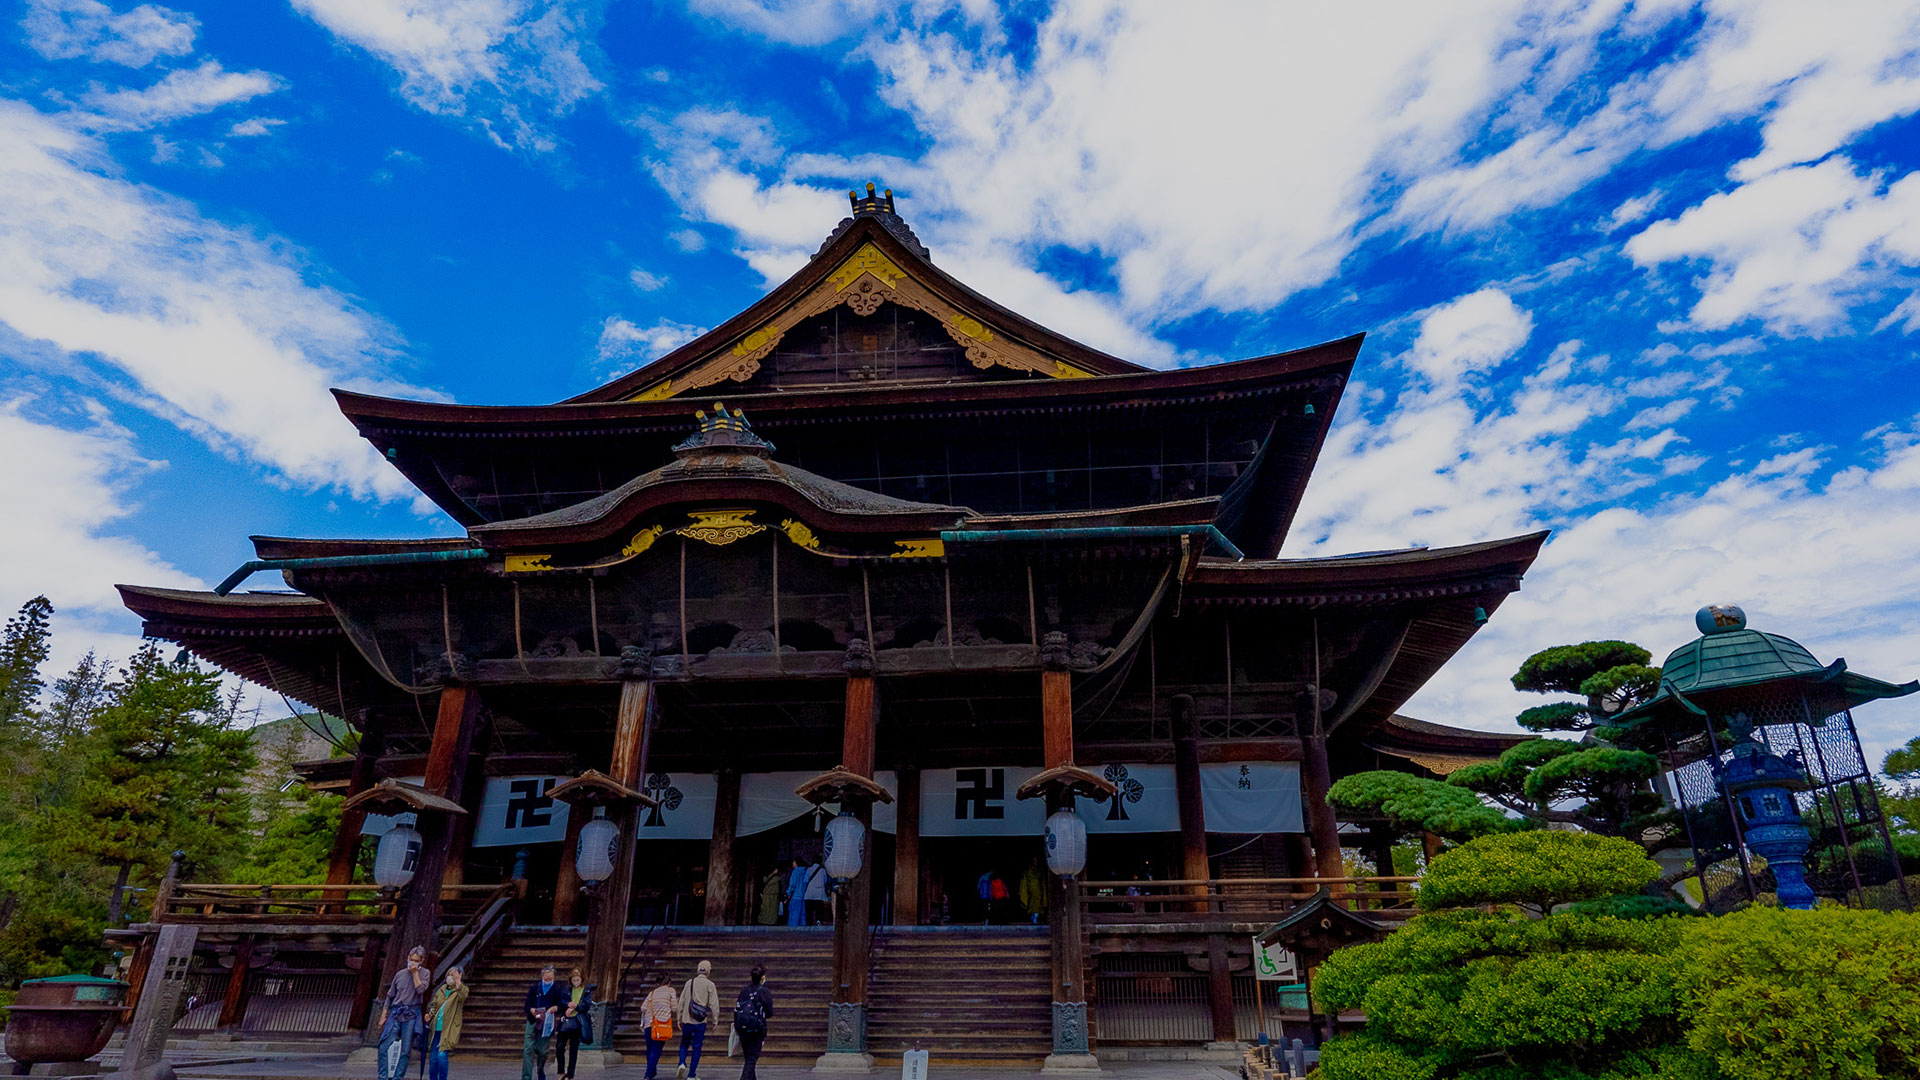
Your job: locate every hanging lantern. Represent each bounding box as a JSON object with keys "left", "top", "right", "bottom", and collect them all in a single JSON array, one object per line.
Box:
[
  {"left": 822, "top": 812, "right": 866, "bottom": 880},
  {"left": 373, "top": 815, "right": 422, "bottom": 888},
  {"left": 577, "top": 807, "right": 621, "bottom": 884},
  {"left": 1045, "top": 809, "right": 1087, "bottom": 877}
]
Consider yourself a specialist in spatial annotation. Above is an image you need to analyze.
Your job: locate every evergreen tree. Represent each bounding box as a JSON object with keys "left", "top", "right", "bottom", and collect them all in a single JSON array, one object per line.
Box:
[{"left": 0, "top": 596, "right": 52, "bottom": 731}]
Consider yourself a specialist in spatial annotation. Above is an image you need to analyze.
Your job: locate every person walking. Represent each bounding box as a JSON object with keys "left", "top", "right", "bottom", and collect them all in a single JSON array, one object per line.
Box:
[
  {"left": 423, "top": 966, "right": 469, "bottom": 1080},
  {"left": 640, "top": 971, "right": 678, "bottom": 1080},
  {"left": 803, "top": 858, "right": 829, "bottom": 925},
  {"left": 1017, "top": 858, "right": 1047, "bottom": 925},
  {"left": 782, "top": 858, "right": 809, "bottom": 927},
  {"left": 732, "top": 966, "right": 773, "bottom": 1080},
  {"left": 676, "top": 960, "right": 719, "bottom": 1080},
  {"left": 756, "top": 866, "right": 782, "bottom": 925},
  {"left": 377, "top": 946, "right": 431, "bottom": 1080},
  {"left": 522, "top": 963, "right": 568, "bottom": 1080},
  {"left": 554, "top": 968, "right": 595, "bottom": 1080}
]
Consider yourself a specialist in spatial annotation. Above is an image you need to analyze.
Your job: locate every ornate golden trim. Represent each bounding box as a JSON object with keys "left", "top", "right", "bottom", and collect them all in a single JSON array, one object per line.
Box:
[
  {"left": 676, "top": 509, "right": 765, "bottom": 546},
  {"left": 889, "top": 538, "right": 945, "bottom": 558},
  {"left": 502, "top": 553, "right": 554, "bottom": 573},
  {"left": 622, "top": 525, "right": 665, "bottom": 559},
  {"left": 779, "top": 518, "right": 820, "bottom": 550},
  {"left": 626, "top": 243, "right": 1096, "bottom": 399}
]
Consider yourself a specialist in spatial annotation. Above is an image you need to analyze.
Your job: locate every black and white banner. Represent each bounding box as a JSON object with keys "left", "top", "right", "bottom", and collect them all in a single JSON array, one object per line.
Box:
[{"left": 365, "top": 762, "right": 1302, "bottom": 846}]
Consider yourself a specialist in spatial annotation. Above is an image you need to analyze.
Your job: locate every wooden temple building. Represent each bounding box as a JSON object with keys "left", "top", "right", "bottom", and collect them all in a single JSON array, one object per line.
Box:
[{"left": 113, "top": 187, "right": 1542, "bottom": 1069}]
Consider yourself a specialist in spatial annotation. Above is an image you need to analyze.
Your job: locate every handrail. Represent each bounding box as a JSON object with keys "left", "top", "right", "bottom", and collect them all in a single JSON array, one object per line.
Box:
[
  {"left": 1077, "top": 876, "right": 1418, "bottom": 919},
  {"left": 435, "top": 882, "right": 520, "bottom": 983},
  {"left": 1079, "top": 877, "right": 1417, "bottom": 888}
]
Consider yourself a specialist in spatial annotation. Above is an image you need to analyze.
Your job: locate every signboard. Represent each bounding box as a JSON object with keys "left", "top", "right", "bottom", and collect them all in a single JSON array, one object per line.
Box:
[
  {"left": 1073, "top": 764, "right": 1179, "bottom": 833},
  {"left": 1200, "top": 762, "right": 1303, "bottom": 834},
  {"left": 1252, "top": 937, "right": 1299, "bottom": 982},
  {"left": 631, "top": 771, "right": 720, "bottom": 839},
  {"left": 739, "top": 771, "right": 899, "bottom": 835},
  {"left": 473, "top": 775, "right": 571, "bottom": 847},
  {"left": 918, "top": 767, "right": 1047, "bottom": 836}
]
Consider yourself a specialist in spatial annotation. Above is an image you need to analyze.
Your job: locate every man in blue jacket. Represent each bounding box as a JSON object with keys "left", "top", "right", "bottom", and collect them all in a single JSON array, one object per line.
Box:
[{"left": 523, "top": 964, "right": 569, "bottom": 1080}]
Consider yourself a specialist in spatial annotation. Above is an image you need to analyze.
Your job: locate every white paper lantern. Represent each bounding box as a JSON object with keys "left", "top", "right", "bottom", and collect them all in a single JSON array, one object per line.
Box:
[
  {"left": 373, "top": 815, "right": 422, "bottom": 888},
  {"left": 823, "top": 812, "right": 866, "bottom": 880},
  {"left": 577, "top": 807, "right": 621, "bottom": 884},
  {"left": 1045, "top": 809, "right": 1087, "bottom": 877}
]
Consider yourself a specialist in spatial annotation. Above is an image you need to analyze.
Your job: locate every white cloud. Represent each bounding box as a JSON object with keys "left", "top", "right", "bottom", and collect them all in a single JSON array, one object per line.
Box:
[
  {"left": 685, "top": 0, "right": 890, "bottom": 46},
  {"left": 1288, "top": 288, "right": 1920, "bottom": 766},
  {"left": 289, "top": 0, "right": 601, "bottom": 152},
  {"left": 21, "top": 0, "right": 196, "bottom": 67},
  {"left": 0, "top": 100, "right": 434, "bottom": 502},
  {"left": 1625, "top": 158, "right": 1920, "bottom": 334},
  {"left": 595, "top": 316, "right": 706, "bottom": 374},
  {"left": 1607, "top": 191, "right": 1662, "bottom": 231},
  {"left": 668, "top": 228, "right": 706, "bottom": 253},
  {"left": 227, "top": 116, "right": 286, "bottom": 137},
  {"left": 80, "top": 60, "right": 283, "bottom": 131},
  {"left": 1405, "top": 288, "right": 1533, "bottom": 387},
  {"left": 627, "top": 267, "right": 667, "bottom": 292}
]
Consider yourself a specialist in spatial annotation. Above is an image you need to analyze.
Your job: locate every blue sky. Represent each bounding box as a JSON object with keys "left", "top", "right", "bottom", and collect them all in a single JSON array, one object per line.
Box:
[{"left": 3, "top": 0, "right": 1920, "bottom": 761}]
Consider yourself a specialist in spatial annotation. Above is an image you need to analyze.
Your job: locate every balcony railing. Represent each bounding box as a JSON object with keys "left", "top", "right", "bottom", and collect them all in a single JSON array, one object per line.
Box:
[
  {"left": 1077, "top": 876, "right": 1418, "bottom": 925},
  {"left": 155, "top": 882, "right": 512, "bottom": 925}
]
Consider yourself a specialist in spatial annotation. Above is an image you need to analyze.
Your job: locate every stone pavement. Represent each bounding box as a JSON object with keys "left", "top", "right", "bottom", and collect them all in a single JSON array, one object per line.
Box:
[{"left": 164, "top": 1054, "right": 1244, "bottom": 1080}]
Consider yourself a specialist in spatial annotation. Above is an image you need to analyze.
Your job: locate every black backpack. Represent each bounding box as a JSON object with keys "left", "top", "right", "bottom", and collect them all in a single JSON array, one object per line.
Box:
[{"left": 733, "top": 987, "right": 766, "bottom": 1034}]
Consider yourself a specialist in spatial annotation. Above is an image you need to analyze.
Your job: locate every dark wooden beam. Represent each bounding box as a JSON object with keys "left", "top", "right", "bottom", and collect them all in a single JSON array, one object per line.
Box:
[
  {"left": 1171, "top": 695, "right": 1211, "bottom": 888},
  {"left": 552, "top": 808, "right": 586, "bottom": 925},
  {"left": 703, "top": 769, "right": 740, "bottom": 926},
  {"left": 216, "top": 934, "right": 255, "bottom": 1030},
  {"left": 891, "top": 766, "right": 921, "bottom": 926},
  {"left": 1205, "top": 934, "right": 1235, "bottom": 1043},
  {"left": 385, "top": 686, "right": 480, "bottom": 987},
  {"left": 325, "top": 716, "right": 384, "bottom": 887},
  {"left": 585, "top": 679, "right": 651, "bottom": 1004}
]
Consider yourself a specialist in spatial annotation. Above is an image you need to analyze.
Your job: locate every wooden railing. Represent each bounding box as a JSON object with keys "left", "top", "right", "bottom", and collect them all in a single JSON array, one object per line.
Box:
[
  {"left": 1077, "top": 876, "right": 1418, "bottom": 924},
  {"left": 156, "top": 883, "right": 513, "bottom": 925},
  {"left": 434, "top": 882, "right": 521, "bottom": 981}
]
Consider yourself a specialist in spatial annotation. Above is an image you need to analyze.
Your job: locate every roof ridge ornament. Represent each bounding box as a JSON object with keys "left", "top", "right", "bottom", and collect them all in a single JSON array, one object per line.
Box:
[
  {"left": 672, "top": 401, "right": 775, "bottom": 457},
  {"left": 815, "top": 181, "right": 930, "bottom": 262}
]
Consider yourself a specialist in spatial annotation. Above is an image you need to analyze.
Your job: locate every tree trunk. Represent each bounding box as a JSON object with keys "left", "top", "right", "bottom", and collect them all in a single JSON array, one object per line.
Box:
[{"left": 107, "top": 862, "right": 131, "bottom": 925}]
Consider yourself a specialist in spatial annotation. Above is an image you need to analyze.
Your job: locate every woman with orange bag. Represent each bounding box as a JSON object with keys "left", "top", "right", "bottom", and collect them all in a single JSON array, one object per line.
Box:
[{"left": 640, "top": 971, "right": 678, "bottom": 1080}]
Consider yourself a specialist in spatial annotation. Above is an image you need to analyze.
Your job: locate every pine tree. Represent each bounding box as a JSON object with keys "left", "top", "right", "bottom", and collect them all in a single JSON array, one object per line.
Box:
[{"left": 0, "top": 596, "right": 52, "bottom": 731}]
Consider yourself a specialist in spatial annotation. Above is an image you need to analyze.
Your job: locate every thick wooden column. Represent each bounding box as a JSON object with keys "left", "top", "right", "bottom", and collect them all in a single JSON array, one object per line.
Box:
[
  {"left": 552, "top": 808, "right": 587, "bottom": 925},
  {"left": 441, "top": 715, "right": 492, "bottom": 889},
  {"left": 890, "top": 767, "right": 921, "bottom": 926},
  {"left": 1038, "top": 633, "right": 1093, "bottom": 1063},
  {"left": 348, "top": 934, "right": 384, "bottom": 1030},
  {"left": 216, "top": 934, "right": 255, "bottom": 1031},
  {"left": 1205, "top": 934, "right": 1236, "bottom": 1044},
  {"left": 326, "top": 716, "right": 385, "bottom": 886},
  {"left": 704, "top": 769, "right": 741, "bottom": 925},
  {"left": 1301, "top": 732, "right": 1345, "bottom": 879},
  {"left": 822, "top": 645, "right": 877, "bottom": 1069},
  {"left": 585, "top": 679, "right": 651, "bottom": 1002},
  {"left": 385, "top": 686, "right": 481, "bottom": 984},
  {"left": 1170, "top": 694, "right": 1211, "bottom": 886}
]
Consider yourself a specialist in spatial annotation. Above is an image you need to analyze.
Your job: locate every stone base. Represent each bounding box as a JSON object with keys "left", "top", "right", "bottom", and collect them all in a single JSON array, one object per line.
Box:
[
  {"left": 810, "top": 1051, "right": 875, "bottom": 1075},
  {"left": 1040, "top": 1052, "right": 1104, "bottom": 1074},
  {"left": 28, "top": 1062, "right": 103, "bottom": 1076},
  {"left": 343, "top": 1046, "right": 381, "bottom": 1068},
  {"left": 570, "top": 1049, "right": 624, "bottom": 1070}
]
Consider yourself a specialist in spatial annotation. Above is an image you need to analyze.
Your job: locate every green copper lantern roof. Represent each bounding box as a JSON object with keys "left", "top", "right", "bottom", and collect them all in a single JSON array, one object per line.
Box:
[{"left": 1616, "top": 604, "right": 1917, "bottom": 727}]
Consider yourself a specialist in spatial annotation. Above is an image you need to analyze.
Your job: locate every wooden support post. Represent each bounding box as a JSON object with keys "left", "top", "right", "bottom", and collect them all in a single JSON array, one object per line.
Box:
[
  {"left": 349, "top": 934, "right": 385, "bottom": 1030},
  {"left": 1301, "top": 732, "right": 1345, "bottom": 880},
  {"left": 217, "top": 935, "right": 256, "bottom": 1031},
  {"left": 584, "top": 680, "right": 650, "bottom": 1005},
  {"left": 1171, "top": 694, "right": 1211, "bottom": 903},
  {"left": 704, "top": 769, "right": 741, "bottom": 926},
  {"left": 1037, "top": 634, "right": 1094, "bottom": 1064},
  {"left": 385, "top": 686, "right": 481, "bottom": 988},
  {"left": 1205, "top": 933, "right": 1236, "bottom": 1044},
  {"left": 820, "top": 642, "right": 878, "bottom": 1069},
  {"left": 1422, "top": 831, "right": 1444, "bottom": 867},
  {"left": 891, "top": 767, "right": 921, "bottom": 926},
  {"left": 442, "top": 715, "right": 492, "bottom": 889},
  {"left": 326, "top": 716, "right": 385, "bottom": 887},
  {"left": 552, "top": 808, "right": 586, "bottom": 925}
]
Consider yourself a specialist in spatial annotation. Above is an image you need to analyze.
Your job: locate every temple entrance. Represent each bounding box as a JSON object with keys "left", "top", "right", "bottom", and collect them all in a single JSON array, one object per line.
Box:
[
  {"left": 630, "top": 838, "right": 708, "bottom": 924},
  {"left": 921, "top": 837, "right": 1047, "bottom": 925}
]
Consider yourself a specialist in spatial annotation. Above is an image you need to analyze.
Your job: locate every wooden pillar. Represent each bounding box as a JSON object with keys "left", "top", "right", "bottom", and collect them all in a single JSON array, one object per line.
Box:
[
  {"left": 585, "top": 679, "right": 651, "bottom": 1003},
  {"left": 1205, "top": 934, "right": 1236, "bottom": 1044},
  {"left": 442, "top": 714, "right": 492, "bottom": 889},
  {"left": 348, "top": 934, "right": 385, "bottom": 1030},
  {"left": 552, "top": 808, "right": 587, "bottom": 925},
  {"left": 891, "top": 767, "right": 921, "bottom": 926},
  {"left": 704, "top": 769, "right": 741, "bottom": 926},
  {"left": 1171, "top": 694, "right": 1211, "bottom": 898},
  {"left": 1301, "top": 732, "right": 1345, "bottom": 879},
  {"left": 217, "top": 935, "right": 255, "bottom": 1031},
  {"left": 385, "top": 686, "right": 481, "bottom": 986},
  {"left": 326, "top": 716, "right": 385, "bottom": 887},
  {"left": 1038, "top": 633, "right": 1092, "bottom": 1060},
  {"left": 1422, "top": 831, "right": 1444, "bottom": 866},
  {"left": 820, "top": 643, "right": 878, "bottom": 1065}
]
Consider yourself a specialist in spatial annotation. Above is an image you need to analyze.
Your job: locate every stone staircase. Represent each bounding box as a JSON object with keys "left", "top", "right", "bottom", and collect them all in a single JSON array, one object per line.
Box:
[
  {"left": 865, "top": 927, "right": 1053, "bottom": 1068},
  {"left": 455, "top": 925, "right": 1052, "bottom": 1068}
]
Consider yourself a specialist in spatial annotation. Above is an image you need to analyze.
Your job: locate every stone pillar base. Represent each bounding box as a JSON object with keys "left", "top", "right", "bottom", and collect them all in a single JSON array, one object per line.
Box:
[
  {"left": 811, "top": 1052, "right": 875, "bottom": 1075},
  {"left": 1052, "top": 1001, "right": 1091, "bottom": 1055},
  {"left": 570, "top": 1048, "right": 624, "bottom": 1069},
  {"left": 1040, "top": 1053, "right": 1103, "bottom": 1074},
  {"left": 343, "top": 1046, "right": 381, "bottom": 1068}
]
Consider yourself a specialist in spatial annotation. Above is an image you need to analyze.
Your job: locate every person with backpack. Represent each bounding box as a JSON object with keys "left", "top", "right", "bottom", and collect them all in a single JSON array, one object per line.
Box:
[
  {"left": 676, "top": 959, "right": 719, "bottom": 1080},
  {"left": 732, "top": 965, "right": 773, "bottom": 1080},
  {"left": 639, "top": 971, "right": 678, "bottom": 1080}
]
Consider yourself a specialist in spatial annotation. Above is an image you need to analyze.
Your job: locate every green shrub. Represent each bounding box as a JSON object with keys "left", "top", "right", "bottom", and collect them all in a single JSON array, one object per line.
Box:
[
  {"left": 1674, "top": 905, "right": 1920, "bottom": 1080},
  {"left": 1418, "top": 831, "right": 1660, "bottom": 913}
]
